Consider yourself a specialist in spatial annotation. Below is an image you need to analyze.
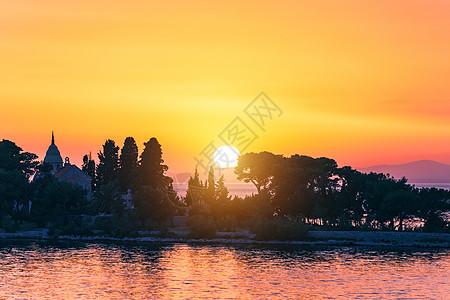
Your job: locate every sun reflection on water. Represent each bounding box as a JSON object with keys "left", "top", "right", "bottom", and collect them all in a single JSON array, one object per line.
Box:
[{"left": 0, "top": 242, "right": 449, "bottom": 299}]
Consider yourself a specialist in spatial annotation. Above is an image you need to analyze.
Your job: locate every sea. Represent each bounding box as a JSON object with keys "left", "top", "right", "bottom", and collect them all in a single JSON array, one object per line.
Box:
[{"left": 0, "top": 240, "right": 448, "bottom": 299}]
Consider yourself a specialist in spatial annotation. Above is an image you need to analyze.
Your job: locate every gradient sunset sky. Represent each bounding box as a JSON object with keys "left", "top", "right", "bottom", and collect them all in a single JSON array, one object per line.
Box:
[{"left": 1, "top": 0, "right": 450, "bottom": 173}]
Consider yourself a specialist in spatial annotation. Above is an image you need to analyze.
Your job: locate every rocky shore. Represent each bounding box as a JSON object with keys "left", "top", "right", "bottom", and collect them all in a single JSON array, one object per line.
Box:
[{"left": 1, "top": 229, "right": 449, "bottom": 248}]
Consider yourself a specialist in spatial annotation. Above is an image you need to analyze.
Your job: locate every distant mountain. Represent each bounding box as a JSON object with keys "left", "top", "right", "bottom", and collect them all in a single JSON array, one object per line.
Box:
[{"left": 358, "top": 160, "right": 450, "bottom": 183}]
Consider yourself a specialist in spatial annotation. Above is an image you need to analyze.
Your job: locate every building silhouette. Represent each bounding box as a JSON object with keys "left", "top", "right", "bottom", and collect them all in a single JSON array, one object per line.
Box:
[
  {"left": 44, "top": 131, "right": 63, "bottom": 171},
  {"left": 43, "top": 132, "right": 92, "bottom": 197}
]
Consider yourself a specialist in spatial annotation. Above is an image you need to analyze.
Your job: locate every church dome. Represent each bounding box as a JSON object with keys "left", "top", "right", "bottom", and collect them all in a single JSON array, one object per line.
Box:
[
  {"left": 44, "top": 132, "right": 63, "bottom": 168},
  {"left": 44, "top": 144, "right": 63, "bottom": 164}
]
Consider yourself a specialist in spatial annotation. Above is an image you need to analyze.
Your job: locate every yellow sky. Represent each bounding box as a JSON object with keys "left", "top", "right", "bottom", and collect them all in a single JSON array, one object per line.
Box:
[{"left": 1, "top": 0, "right": 450, "bottom": 172}]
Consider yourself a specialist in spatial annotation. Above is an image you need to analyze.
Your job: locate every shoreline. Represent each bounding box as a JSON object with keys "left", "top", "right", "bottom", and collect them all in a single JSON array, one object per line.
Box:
[{"left": 1, "top": 229, "right": 449, "bottom": 248}]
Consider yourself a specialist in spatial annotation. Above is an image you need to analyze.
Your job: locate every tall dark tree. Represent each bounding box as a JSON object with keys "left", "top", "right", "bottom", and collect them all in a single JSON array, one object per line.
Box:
[
  {"left": 96, "top": 139, "right": 119, "bottom": 187},
  {"left": 271, "top": 155, "right": 320, "bottom": 218},
  {"left": 417, "top": 187, "right": 450, "bottom": 232},
  {"left": 185, "top": 167, "right": 203, "bottom": 206},
  {"left": 133, "top": 137, "right": 172, "bottom": 223},
  {"left": 0, "top": 139, "right": 38, "bottom": 179},
  {"left": 380, "top": 188, "right": 418, "bottom": 231},
  {"left": 0, "top": 140, "right": 37, "bottom": 224},
  {"left": 308, "top": 157, "right": 339, "bottom": 225},
  {"left": 82, "top": 153, "right": 96, "bottom": 190},
  {"left": 119, "top": 137, "right": 139, "bottom": 193},
  {"left": 203, "top": 165, "right": 216, "bottom": 206},
  {"left": 334, "top": 166, "right": 366, "bottom": 227},
  {"left": 215, "top": 174, "right": 229, "bottom": 203},
  {"left": 360, "top": 172, "right": 403, "bottom": 229},
  {"left": 137, "top": 137, "right": 168, "bottom": 189}
]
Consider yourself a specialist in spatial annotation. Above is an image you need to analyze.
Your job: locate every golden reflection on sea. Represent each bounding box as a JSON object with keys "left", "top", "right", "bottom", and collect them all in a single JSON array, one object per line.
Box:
[{"left": 0, "top": 242, "right": 449, "bottom": 299}]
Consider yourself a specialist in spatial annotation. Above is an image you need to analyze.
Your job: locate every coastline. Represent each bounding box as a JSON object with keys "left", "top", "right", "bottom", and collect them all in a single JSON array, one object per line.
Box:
[{"left": 1, "top": 229, "right": 449, "bottom": 248}]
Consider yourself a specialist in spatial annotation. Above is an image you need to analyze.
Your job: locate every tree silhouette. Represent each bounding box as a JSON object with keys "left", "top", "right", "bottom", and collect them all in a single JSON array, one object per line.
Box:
[
  {"left": 31, "top": 174, "right": 87, "bottom": 227},
  {"left": 209, "top": 174, "right": 231, "bottom": 218},
  {"left": 272, "top": 155, "right": 320, "bottom": 218},
  {"left": 0, "top": 169, "right": 30, "bottom": 223},
  {"left": 417, "top": 187, "right": 450, "bottom": 232},
  {"left": 0, "top": 139, "right": 38, "bottom": 179},
  {"left": 0, "top": 140, "right": 37, "bottom": 224},
  {"left": 96, "top": 139, "right": 119, "bottom": 188},
  {"left": 133, "top": 137, "right": 172, "bottom": 223},
  {"left": 82, "top": 153, "right": 96, "bottom": 190},
  {"left": 185, "top": 167, "right": 203, "bottom": 206},
  {"left": 119, "top": 137, "right": 139, "bottom": 193},
  {"left": 215, "top": 174, "right": 229, "bottom": 202},
  {"left": 334, "top": 166, "right": 366, "bottom": 227},
  {"left": 133, "top": 185, "right": 165, "bottom": 226},
  {"left": 0, "top": 137, "right": 448, "bottom": 233},
  {"left": 93, "top": 181, "right": 123, "bottom": 216},
  {"left": 234, "top": 151, "right": 283, "bottom": 194},
  {"left": 233, "top": 151, "right": 450, "bottom": 232},
  {"left": 380, "top": 188, "right": 418, "bottom": 231},
  {"left": 137, "top": 137, "right": 168, "bottom": 189},
  {"left": 203, "top": 165, "right": 216, "bottom": 206}
]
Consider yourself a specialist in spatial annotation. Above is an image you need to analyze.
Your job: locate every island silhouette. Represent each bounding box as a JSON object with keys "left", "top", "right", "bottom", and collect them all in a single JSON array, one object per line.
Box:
[{"left": 1, "top": 137, "right": 449, "bottom": 239}]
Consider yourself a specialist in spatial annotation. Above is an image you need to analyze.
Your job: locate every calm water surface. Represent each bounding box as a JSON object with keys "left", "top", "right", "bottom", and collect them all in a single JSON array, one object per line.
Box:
[{"left": 0, "top": 240, "right": 448, "bottom": 299}]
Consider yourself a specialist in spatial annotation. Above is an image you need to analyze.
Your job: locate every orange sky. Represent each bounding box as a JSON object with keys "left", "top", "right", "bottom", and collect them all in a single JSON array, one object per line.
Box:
[{"left": 1, "top": 0, "right": 450, "bottom": 173}]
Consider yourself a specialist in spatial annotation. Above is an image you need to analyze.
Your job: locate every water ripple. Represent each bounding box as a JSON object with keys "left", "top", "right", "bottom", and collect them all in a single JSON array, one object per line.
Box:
[{"left": 0, "top": 241, "right": 448, "bottom": 299}]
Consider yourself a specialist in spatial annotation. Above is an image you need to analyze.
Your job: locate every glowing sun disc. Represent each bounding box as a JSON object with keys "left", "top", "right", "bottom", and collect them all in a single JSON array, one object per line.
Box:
[{"left": 213, "top": 145, "right": 240, "bottom": 168}]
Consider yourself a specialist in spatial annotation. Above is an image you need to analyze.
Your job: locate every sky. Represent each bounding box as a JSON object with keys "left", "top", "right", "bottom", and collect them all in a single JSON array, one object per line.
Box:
[{"left": 1, "top": 0, "right": 450, "bottom": 174}]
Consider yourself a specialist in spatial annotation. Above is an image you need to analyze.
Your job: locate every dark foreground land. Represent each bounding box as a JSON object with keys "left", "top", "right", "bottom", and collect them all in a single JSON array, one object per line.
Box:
[{"left": 1, "top": 228, "right": 449, "bottom": 248}]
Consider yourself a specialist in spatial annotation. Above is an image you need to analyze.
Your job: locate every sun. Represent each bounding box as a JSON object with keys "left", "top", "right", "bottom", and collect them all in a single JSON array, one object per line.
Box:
[{"left": 213, "top": 145, "right": 240, "bottom": 168}]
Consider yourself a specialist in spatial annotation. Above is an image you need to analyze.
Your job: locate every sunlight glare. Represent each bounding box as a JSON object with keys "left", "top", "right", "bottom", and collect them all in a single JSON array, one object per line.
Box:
[{"left": 213, "top": 145, "right": 240, "bottom": 168}]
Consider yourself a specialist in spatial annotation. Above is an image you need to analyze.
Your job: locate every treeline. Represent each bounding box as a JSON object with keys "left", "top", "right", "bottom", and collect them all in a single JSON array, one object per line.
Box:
[
  {"left": 183, "top": 166, "right": 309, "bottom": 240},
  {"left": 81, "top": 137, "right": 182, "bottom": 225},
  {"left": 1, "top": 137, "right": 449, "bottom": 237},
  {"left": 0, "top": 137, "right": 182, "bottom": 235},
  {"left": 161, "top": 152, "right": 449, "bottom": 238},
  {"left": 231, "top": 152, "right": 450, "bottom": 233},
  {"left": 0, "top": 139, "right": 91, "bottom": 231},
  {"left": 0, "top": 139, "right": 88, "bottom": 231}
]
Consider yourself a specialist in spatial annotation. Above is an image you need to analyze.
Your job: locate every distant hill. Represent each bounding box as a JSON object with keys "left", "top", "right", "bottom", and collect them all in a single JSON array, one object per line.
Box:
[{"left": 358, "top": 160, "right": 450, "bottom": 183}]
